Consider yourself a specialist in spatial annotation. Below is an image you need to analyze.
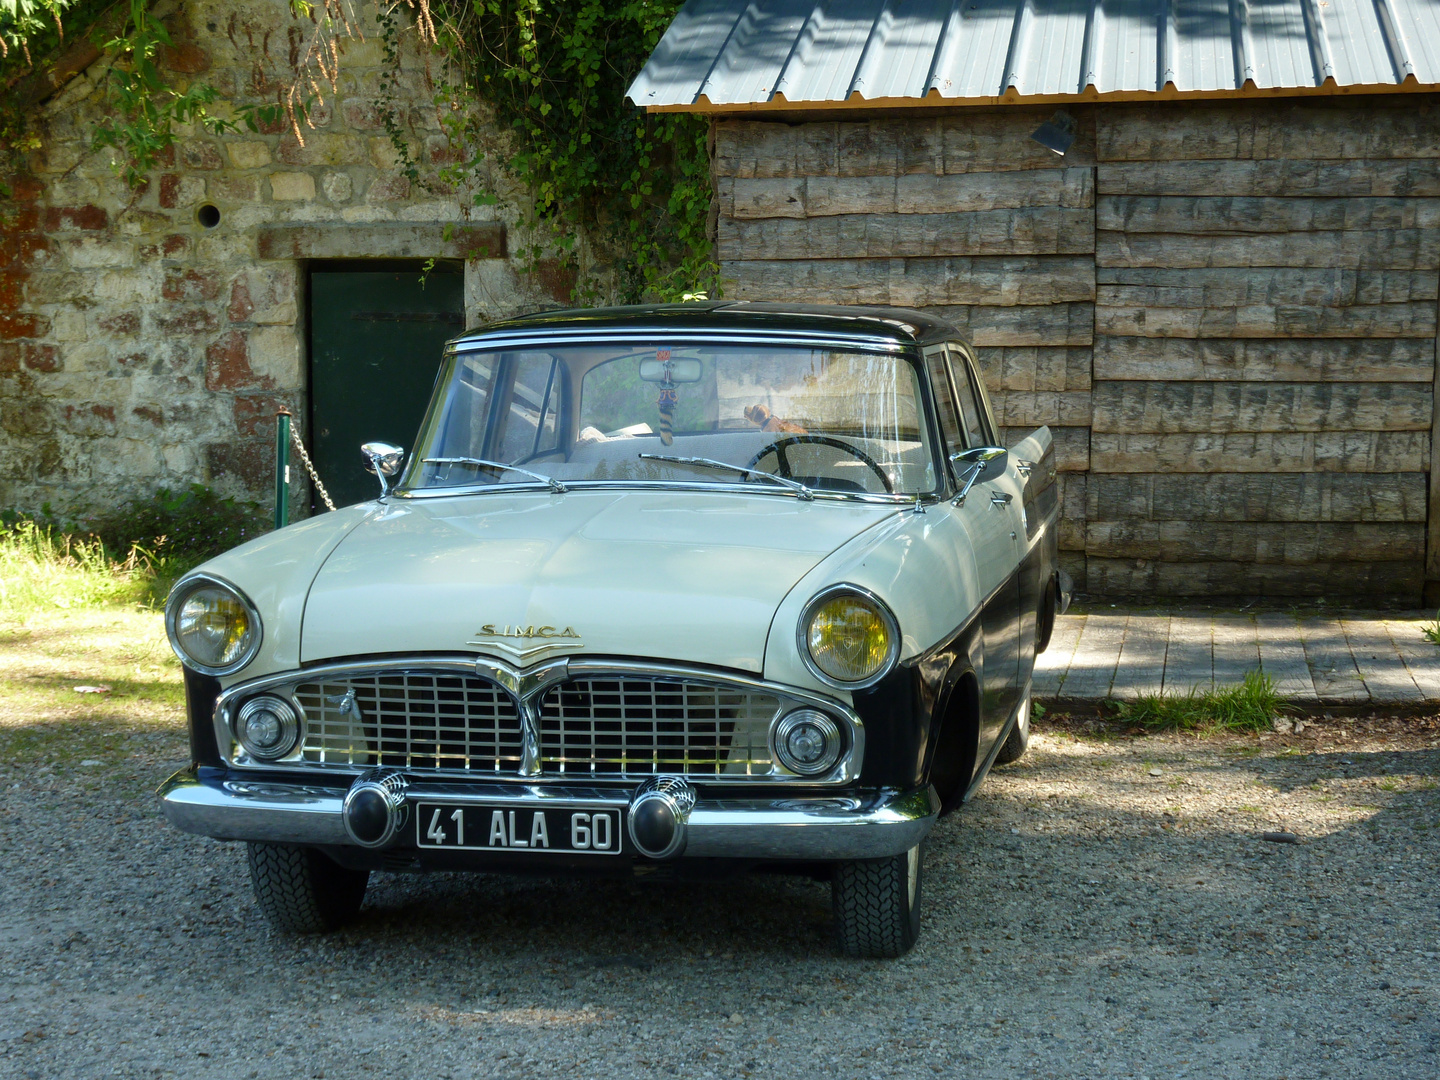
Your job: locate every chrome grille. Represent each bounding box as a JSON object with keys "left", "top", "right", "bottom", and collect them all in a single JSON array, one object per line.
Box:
[
  {"left": 538, "top": 677, "right": 781, "bottom": 778},
  {"left": 293, "top": 672, "right": 523, "bottom": 772}
]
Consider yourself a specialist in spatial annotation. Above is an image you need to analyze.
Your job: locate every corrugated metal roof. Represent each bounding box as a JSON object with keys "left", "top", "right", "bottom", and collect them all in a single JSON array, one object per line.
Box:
[{"left": 627, "top": 0, "right": 1440, "bottom": 110}]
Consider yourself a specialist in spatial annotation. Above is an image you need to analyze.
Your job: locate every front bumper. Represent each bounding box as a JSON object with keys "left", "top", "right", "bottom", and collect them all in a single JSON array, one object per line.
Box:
[{"left": 157, "top": 768, "right": 939, "bottom": 861}]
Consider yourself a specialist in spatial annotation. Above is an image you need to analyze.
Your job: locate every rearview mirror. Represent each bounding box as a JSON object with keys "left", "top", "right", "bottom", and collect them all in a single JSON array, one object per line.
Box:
[
  {"left": 638, "top": 357, "right": 702, "bottom": 384},
  {"left": 950, "top": 446, "right": 1007, "bottom": 505},
  {"left": 361, "top": 441, "right": 405, "bottom": 498}
]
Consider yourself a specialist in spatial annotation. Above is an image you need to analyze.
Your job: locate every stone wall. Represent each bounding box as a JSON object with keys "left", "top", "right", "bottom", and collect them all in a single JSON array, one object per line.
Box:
[
  {"left": 714, "top": 97, "right": 1440, "bottom": 599},
  {"left": 0, "top": 0, "right": 562, "bottom": 519}
]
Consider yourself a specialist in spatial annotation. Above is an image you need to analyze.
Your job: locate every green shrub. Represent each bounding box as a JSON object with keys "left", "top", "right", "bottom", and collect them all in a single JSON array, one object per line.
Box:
[{"left": 84, "top": 484, "right": 268, "bottom": 579}]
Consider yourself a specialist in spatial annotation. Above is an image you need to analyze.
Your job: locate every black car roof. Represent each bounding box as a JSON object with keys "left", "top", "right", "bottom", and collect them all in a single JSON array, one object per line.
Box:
[{"left": 454, "top": 302, "right": 965, "bottom": 349}]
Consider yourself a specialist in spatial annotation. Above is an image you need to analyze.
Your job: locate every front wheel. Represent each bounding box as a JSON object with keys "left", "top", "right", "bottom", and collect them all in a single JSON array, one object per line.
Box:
[
  {"left": 247, "top": 842, "right": 369, "bottom": 933},
  {"left": 832, "top": 842, "right": 924, "bottom": 958}
]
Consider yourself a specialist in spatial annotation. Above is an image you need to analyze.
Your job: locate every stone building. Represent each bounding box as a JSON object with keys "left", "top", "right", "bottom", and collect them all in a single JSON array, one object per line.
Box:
[
  {"left": 1, "top": 0, "right": 565, "bottom": 517},
  {"left": 629, "top": 0, "right": 1440, "bottom": 600}
]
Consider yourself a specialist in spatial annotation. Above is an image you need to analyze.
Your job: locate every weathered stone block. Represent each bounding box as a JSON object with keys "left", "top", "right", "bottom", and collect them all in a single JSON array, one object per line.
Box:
[
  {"left": 43, "top": 205, "right": 108, "bottom": 231},
  {"left": 227, "top": 141, "right": 273, "bottom": 169},
  {"left": 269, "top": 172, "right": 316, "bottom": 201},
  {"left": 0, "top": 314, "right": 49, "bottom": 339},
  {"left": 205, "top": 329, "right": 264, "bottom": 391},
  {"left": 322, "top": 172, "right": 353, "bottom": 203},
  {"left": 209, "top": 174, "right": 263, "bottom": 202},
  {"left": 248, "top": 325, "right": 302, "bottom": 388},
  {"left": 162, "top": 267, "right": 223, "bottom": 303},
  {"left": 157, "top": 308, "right": 220, "bottom": 336},
  {"left": 180, "top": 140, "right": 226, "bottom": 170}
]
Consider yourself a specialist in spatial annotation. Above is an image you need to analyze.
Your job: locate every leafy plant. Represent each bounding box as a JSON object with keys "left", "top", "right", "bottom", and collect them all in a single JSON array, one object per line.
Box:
[
  {"left": 1111, "top": 671, "right": 1285, "bottom": 734},
  {"left": 427, "top": 0, "right": 717, "bottom": 301},
  {"left": 88, "top": 0, "right": 238, "bottom": 186},
  {"left": 1422, "top": 611, "right": 1440, "bottom": 646}
]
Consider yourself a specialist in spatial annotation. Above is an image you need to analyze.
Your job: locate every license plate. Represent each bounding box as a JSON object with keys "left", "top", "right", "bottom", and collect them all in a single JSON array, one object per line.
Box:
[{"left": 415, "top": 803, "right": 623, "bottom": 855}]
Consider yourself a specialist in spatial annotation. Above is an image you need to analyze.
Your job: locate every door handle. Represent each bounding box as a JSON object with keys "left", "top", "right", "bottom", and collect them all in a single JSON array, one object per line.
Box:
[
  {"left": 1014, "top": 458, "right": 1033, "bottom": 479},
  {"left": 990, "top": 491, "right": 1013, "bottom": 507}
]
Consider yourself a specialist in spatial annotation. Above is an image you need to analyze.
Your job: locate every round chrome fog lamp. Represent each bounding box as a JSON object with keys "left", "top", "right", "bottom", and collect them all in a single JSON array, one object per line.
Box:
[
  {"left": 771, "top": 709, "right": 842, "bottom": 776},
  {"left": 343, "top": 769, "right": 410, "bottom": 848},
  {"left": 627, "top": 776, "right": 695, "bottom": 860},
  {"left": 235, "top": 696, "right": 300, "bottom": 760}
]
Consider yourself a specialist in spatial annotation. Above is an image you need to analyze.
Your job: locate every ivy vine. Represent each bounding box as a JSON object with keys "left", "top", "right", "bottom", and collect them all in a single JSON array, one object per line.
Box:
[{"left": 426, "top": 0, "right": 715, "bottom": 302}]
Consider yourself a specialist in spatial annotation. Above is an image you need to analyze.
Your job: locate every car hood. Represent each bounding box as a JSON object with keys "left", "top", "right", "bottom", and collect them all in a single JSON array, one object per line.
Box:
[{"left": 301, "top": 489, "right": 898, "bottom": 673}]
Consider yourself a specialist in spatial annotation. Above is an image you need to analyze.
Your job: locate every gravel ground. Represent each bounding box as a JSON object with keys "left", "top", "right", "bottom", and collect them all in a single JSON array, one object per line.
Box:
[{"left": 1, "top": 714, "right": 1436, "bottom": 1080}]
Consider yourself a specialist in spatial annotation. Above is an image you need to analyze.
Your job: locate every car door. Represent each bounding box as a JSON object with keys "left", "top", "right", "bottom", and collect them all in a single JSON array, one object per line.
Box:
[{"left": 938, "top": 345, "right": 1025, "bottom": 758}]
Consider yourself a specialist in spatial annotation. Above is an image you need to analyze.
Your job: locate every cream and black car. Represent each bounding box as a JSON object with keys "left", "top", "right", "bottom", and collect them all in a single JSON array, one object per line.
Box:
[{"left": 159, "top": 303, "right": 1068, "bottom": 957}]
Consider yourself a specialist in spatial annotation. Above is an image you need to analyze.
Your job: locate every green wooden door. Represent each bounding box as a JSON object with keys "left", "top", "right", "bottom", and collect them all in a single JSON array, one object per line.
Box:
[{"left": 309, "top": 266, "right": 464, "bottom": 508}]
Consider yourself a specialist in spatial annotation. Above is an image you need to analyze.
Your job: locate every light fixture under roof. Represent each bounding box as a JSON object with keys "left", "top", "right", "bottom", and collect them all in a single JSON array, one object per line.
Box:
[{"left": 1030, "top": 111, "right": 1077, "bottom": 155}]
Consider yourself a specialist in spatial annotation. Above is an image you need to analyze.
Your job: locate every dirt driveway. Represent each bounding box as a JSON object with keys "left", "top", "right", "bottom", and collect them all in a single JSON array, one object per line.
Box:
[{"left": 1, "top": 704, "right": 1436, "bottom": 1080}]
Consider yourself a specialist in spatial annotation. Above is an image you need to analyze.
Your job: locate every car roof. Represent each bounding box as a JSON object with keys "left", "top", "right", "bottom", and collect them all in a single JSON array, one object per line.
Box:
[{"left": 453, "top": 302, "right": 965, "bottom": 350}]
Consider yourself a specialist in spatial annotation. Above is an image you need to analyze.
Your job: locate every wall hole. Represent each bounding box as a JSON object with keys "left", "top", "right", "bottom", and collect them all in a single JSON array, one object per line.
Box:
[{"left": 196, "top": 204, "right": 221, "bottom": 229}]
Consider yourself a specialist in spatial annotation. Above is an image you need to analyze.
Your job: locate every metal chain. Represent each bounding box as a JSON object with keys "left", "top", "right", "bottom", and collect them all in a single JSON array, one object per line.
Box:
[{"left": 289, "top": 422, "right": 337, "bottom": 512}]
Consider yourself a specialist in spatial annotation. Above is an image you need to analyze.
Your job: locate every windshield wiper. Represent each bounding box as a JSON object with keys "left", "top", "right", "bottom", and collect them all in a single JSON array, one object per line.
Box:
[
  {"left": 421, "top": 457, "right": 567, "bottom": 494},
  {"left": 638, "top": 454, "right": 813, "bottom": 500}
]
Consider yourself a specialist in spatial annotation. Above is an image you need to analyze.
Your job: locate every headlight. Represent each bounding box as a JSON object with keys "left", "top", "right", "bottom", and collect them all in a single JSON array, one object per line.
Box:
[
  {"left": 165, "top": 574, "right": 262, "bottom": 676},
  {"left": 798, "top": 586, "right": 899, "bottom": 689}
]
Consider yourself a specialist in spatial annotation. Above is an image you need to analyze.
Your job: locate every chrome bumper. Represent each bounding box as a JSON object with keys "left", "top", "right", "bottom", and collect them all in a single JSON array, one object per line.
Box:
[{"left": 157, "top": 769, "right": 939, "bottom": 861}]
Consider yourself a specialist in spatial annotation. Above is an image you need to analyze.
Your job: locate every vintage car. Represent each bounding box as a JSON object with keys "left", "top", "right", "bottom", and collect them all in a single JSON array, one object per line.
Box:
[{"left": 158, "top": 302, "right": 1068, "bottom": 957}]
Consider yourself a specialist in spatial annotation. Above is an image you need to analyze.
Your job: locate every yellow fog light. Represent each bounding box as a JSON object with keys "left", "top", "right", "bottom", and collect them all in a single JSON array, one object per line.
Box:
[
  {"left": 165, "top": 575, "right": 262, "bottom": 676},
  {"left": 799, "top": 587, "right": 899, "bottom": 689}
]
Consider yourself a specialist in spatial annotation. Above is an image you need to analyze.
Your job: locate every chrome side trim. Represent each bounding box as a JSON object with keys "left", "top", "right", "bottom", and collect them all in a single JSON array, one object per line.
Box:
[
  {"left": 214, "top": 656, "right": 864, "bottom": 785},
  {"left": 157, "top": 769, "right": 938, "bottom": 861}
]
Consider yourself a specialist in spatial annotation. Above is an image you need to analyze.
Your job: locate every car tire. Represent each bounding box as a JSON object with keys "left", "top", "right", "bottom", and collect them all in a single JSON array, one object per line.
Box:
[
  {"left": 1035, "top": 574, "right": 1058, "bottom": 653},
  {"left": 994, "top": 694, "right": 1031, "bottom": 765},
  {"left": 832, "top": 842, "right": 924, "bottom": 958},
  {"left": 246, "top": 842, "right": 369, "bottom": 933}
]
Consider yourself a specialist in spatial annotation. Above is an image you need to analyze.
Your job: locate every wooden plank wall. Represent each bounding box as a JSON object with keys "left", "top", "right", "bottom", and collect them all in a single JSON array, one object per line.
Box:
[
  {"left": 1090, "top": 100, "right": 1438, "bottom": 598},
  {"left": 713, "top": 98, "right": 1440, "bottom": 598},
  {"left": 713, "top": 113, "right": 1096, "bottom": 588}
]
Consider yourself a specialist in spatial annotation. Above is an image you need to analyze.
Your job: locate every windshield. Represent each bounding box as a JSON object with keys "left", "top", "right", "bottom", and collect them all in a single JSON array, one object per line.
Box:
[{"left": 401, "top": 342, "right": 938, "bottom": 498}]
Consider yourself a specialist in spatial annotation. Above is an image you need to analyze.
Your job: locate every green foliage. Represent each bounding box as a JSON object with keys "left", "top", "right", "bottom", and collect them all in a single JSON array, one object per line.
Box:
[
  {"left": 84, "top": 483, "right": 268, "bottom": 577},
  {"left": 430, "top": 0, "right": 716, "bottom": 301},
  {"left": 89, "top": 0, "right": 237, "bottom": 187},
  {"left": 1111, "top": 671, "right": 1285, "bottom": 734}
]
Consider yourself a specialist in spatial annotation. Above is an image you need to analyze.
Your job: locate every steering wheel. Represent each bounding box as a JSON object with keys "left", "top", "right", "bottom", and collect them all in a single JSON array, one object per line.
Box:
[{"left": 743, "top": 435, "right": 894, "bottom": 494}]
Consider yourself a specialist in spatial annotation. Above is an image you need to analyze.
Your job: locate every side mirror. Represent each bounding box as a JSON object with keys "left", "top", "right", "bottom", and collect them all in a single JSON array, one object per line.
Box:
[
  {"left": 950, "top": 446, "right": 1007, "bottom": 505},
  {"left": 361, "top": 441, "right": 405, "bottom": 497}
]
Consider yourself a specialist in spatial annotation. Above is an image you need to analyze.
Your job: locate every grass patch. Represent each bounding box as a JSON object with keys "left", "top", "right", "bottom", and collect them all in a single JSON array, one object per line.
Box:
[
  {"left": 0, "top": 520, "right": 157, "bottom": 617},
  {"left": 1111, "top": 671, "right": 1284, "bottom": 734}
]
